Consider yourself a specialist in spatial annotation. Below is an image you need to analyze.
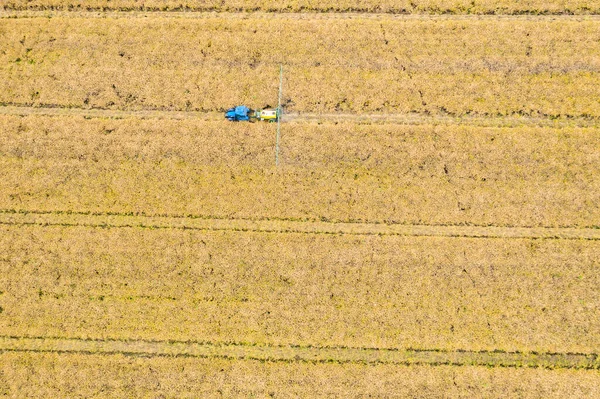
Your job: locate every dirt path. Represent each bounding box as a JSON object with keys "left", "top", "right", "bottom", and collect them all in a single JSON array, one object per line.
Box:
[
  {"left": 1, "top": 209, "right": 598, "bottom": 240},
  {"left": 1, "top": 336, "right": 597, "bottom": 369},
  {"left": 1, "top": 104, "right": 597, "bottom": 128},
  {"left": 2, "top": 10, "right": 600, "bottom": 20},
  {"left": 285, "top": 112, "right": 600, "bottom": 128},
  {"left": 0, "top": 104, "right": 222, "bottom": 121}
]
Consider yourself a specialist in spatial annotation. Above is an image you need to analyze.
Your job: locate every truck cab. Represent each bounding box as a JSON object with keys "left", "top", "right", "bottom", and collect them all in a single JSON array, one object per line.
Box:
[{"left": 225, "top": 106, "right": 251, "bottom": 121}]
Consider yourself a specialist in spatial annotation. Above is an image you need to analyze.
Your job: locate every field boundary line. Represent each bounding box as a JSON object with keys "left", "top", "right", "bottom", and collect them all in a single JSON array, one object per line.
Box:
[
  {"left": 1, "top": 104, "right": 598, "bottom": 128},
  {"left": 2, "top": 10, "right": 600, "bottom": 20},
  {"left": 0, "top": 209, "right": 598, "bottom": 240},
  {"left": 0, "top": 336, "right": 597, "bottom": 369}
]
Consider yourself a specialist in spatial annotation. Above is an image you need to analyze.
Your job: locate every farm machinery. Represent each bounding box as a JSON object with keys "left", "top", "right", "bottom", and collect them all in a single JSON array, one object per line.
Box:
[{"left": 225, "top": 105, "right": 280, "bottom": 122}]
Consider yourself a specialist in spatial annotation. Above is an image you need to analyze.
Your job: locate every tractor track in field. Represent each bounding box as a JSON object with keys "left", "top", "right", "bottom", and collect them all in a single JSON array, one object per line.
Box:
[
  {"left": 0, "top": 209, "right": 598, "bottom": 240},
  {"left": 1, "top": 335, "right": 598, "bottom": 370},
  {"left": 1, "top": 104, "right": 598, "bottom": 128},
  {"left": 2, "top": 10, "right": 600, "bottom": 20}
]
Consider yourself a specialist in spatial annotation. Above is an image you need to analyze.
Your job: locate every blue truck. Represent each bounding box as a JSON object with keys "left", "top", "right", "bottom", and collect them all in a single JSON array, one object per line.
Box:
[{"left": 225, "top": 105, "right": 279, "bottom": 122}]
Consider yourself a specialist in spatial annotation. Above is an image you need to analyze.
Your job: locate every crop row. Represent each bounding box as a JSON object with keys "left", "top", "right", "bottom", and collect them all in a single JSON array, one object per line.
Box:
[
  {"left": 1, "top": 224, "right": 599, "bottom": 352},
  {"left": 1, "top": 17, "right": 600, "bottom": 116},
  {"left": 1, "top": 115, "right": 599, "bottom": 227},
  {"left": 2, "top": 0, "right": 600, "bottom": 14}
]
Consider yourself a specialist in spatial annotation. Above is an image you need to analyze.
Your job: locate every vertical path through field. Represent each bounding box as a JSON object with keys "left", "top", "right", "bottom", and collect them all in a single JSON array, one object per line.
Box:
[{"left": 276, "top": 64, "right": 283, "bottom": 167}]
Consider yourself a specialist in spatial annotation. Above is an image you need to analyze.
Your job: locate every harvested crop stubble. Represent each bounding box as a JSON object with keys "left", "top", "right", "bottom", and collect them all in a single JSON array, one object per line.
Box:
[
  {"left": 3, "top": 0, "right": 600, "bottom": 14},
  {"left": 2, "top": 352, "right": 600, "bottom": 399},
  {"left": 1, "top": 115, "right": 599, "bottom": 227},
  {"left": 1, "top": 17, "right": 600, "bottom": 117},
  {"left": 1, "top": 225, "right": 599, "bottom": 352}
]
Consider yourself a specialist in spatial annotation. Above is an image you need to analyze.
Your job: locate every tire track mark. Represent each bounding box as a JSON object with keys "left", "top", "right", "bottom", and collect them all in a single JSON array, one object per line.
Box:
[
  {"left": 1, "top": 336, "right": 598, "bottom": 370},
  {"left": 0, "top": 209, "right": 598, "bottom": 240}
]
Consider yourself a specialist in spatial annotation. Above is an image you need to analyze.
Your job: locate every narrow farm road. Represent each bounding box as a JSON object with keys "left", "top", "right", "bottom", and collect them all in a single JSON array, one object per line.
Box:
[
  {"left": 2, "top": 10, "right": 600, "bottom": 20},
  {"left": 1, "top": 209, "right": 598, "bottom": 240},
  {"left": 1, "top": 336, "right": 597, "bottom": 370},
  {"left": 1, "top": 104, "right": 597, "bottom": 128}
]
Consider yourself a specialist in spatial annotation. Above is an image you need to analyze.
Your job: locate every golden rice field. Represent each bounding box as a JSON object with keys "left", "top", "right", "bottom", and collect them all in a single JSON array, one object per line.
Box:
[
  {"left": 2, "top": 224, "right": 600, "bottom": 352},
  {"left": 0, "top": 4, "right": 599, "bottom": 397},
  {"left": 1, "top": 17, "right": 600, "bottom": 117},
  {"left": 1, "top": 115, "right": 599, "bottom": 227},
  {"left": 3, "top": 0, "right": 600, "bottom": 14},
  {"left": 2, "top": 352, "right": 600, "bottom": 398}
]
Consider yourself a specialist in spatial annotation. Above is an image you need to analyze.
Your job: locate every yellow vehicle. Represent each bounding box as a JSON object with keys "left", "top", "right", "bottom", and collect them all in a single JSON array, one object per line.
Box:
[
  {"left": 257, "top": 108, "right": 279, "bottom": 122},
  {"left": 226, "top": 106, "right": 280, "bottom": 122}
]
